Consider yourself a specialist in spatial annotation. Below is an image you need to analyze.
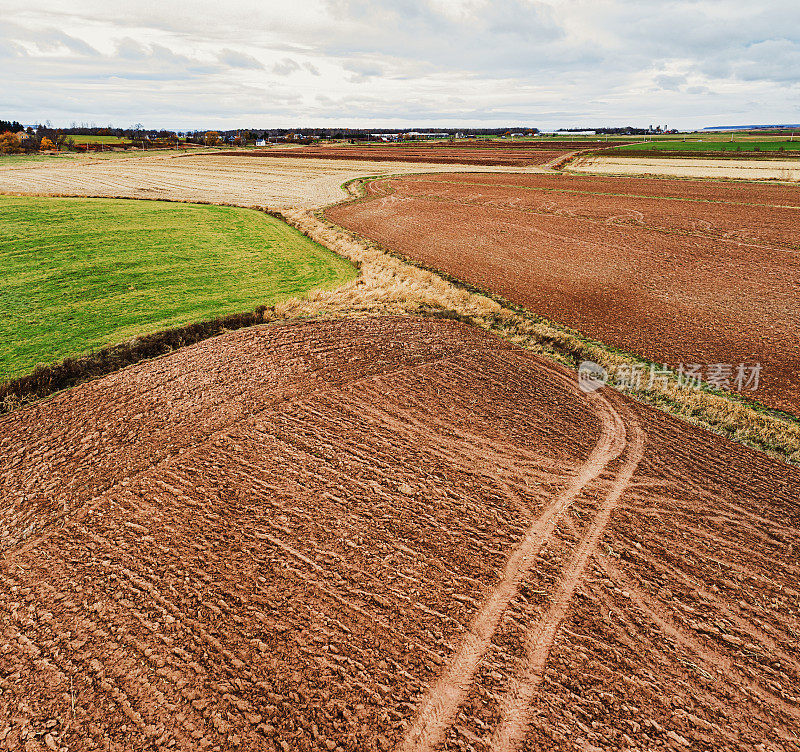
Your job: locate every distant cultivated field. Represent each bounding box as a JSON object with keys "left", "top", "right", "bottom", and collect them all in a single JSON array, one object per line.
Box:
[
  {"left": 569, "top": 155, "right": 800, "bottom": 180},
  {"left": 327, "top": 172, "right": 800, "bottom": 414},
  {"left": 68, "top": 135, "right": 131, "bottom": 145},
  {"left": 0, "top": 153, "right": 545, "bottom": 210},
  {"left": 621, "top": 139, "right": 800, "bottom": 153},
  {"left": 234, "top": 140, "right": 618, "bottom": 167},
  {"left": 0, "top": 196, "right": 356, "bottom": 379}
]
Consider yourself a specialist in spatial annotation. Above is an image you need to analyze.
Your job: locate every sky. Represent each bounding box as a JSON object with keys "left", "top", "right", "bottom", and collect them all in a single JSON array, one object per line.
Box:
[{"left": 0, "top": 0, "right": 798, "bottom": 130}]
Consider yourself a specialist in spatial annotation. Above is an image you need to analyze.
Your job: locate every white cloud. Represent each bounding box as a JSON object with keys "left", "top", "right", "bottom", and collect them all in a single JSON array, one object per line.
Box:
[
  {"left": 343, "top": 59, "right": 383, "bottom": 82},
  {"left": 272, "top": 57, "right": 301, "bottom": 75},
  {"left": 219, "top": 48, "right": 263, "bottom": 70},
  {"left": 0, "top": 0, "right": 797, "bottom": 128}
]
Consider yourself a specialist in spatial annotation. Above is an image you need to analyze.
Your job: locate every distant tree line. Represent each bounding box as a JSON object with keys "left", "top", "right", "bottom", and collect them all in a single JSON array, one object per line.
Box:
[
  {"left": 592, "top": 127, "right": 666, "bottom": 135},
  {"left": 0, "top": 120, "right": 24, "bottom": 133},
  {"left": 1, "top": 117, "right": 689, "bottom": 156}
]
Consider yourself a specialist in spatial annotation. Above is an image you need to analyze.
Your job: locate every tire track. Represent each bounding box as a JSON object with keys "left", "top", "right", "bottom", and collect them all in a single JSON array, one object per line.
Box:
[
  {"left": 397, "top": 373, "right": 630, "bottom": 752},
  {"left": 488, "top": 399, "right": 645, "bottom": 752},
  {"left": 598, "top": 556, "right": 800, "bottom": 722}
]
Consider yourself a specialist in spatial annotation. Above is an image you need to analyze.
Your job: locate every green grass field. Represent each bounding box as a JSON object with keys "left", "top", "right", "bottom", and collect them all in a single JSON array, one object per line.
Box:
[
  {"left": 620, "top": 139, "right": 800, "bottom": 153},
  {"left": 0, "top": 196, "right": 357, "bottom": 379},
  {"left": 68, "top": 135, "right": 132, "bottom": 145}
]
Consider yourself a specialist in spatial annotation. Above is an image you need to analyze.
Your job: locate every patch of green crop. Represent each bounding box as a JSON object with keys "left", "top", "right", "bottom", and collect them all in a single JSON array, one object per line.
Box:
[
  {"left": 620, "top": 139, "right": 800, "bottom": 153},
  {"left": 0, "top": 196, "right": 357, "bottom": 378}
]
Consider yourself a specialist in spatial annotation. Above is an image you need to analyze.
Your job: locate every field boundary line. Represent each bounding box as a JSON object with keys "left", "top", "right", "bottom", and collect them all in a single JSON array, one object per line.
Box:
[
  {"left": 303, "top": 198, "right": 800, "bottom": 464},
  {"left": 1, "top": 191, "right": 798, "bottom": 466}
]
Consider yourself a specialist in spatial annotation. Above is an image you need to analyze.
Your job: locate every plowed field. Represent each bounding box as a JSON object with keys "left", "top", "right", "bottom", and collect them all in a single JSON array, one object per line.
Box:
[
  {"left": 2, "top": 317, "right": 799, "bottom": 751},
  {"left": 326, "top": 173, "right": 800, "bottom": 414},
  {"left": 219, "top": 141, "right": 612, "bottom": 167}
]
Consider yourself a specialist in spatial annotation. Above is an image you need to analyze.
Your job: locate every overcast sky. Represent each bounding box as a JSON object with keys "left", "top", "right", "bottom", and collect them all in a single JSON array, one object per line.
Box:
[{"left": 1, "top": 0, "right": 798, "bottom": 130}]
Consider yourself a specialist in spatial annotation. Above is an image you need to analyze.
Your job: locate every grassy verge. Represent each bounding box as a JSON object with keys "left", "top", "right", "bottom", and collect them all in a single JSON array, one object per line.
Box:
[
  {"left": 0, "top": 196, "right": 357, "bottom": 380},
  {"left": 599, "top": 150, "right": 800, "bottom": 161}
]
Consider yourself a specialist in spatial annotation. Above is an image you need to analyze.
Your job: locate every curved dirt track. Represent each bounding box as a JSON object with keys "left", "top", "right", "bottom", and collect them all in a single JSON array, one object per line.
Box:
[
  {"left": 2, "top": 316, "right": 799, "bottom": 751},
  {"left": 399, "top": 373, "right": 639, "bottom": 752},
  {"left": 326, "top": 173, "right": 800, "bottom": 414}
]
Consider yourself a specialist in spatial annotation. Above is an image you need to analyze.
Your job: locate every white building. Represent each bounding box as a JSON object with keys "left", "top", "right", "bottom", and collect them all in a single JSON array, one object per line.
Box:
[
  {"left": 402, "top": 132, "right": 448, "bottom": 140},
  {"left": 538, "top": 130, "right": 597, "bottom": 136}
]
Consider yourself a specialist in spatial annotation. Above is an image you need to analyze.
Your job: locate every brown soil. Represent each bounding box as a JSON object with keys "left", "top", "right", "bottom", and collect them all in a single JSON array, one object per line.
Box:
[
  {"left": 218, "top": 142, "right": 610, "bottom": 168},
  {"left": 326, "top": 173, "right": 800, "bottom": 415},
  {"left": 1, "top": 316, "right": 799, "bottom": 751}
]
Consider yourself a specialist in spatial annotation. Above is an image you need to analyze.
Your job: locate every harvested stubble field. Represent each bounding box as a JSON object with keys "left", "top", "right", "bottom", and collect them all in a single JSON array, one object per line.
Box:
[
  {"left": 1, "top": 316, "right": 799, "bottom": 752},
  {"left": 569, "top": 155, "right": 800, "bottom": 181},
  {"left": 0, "top": 154, "right": 544, "bottom": 210},
  {"left": 326, "top": 173, "right": 800, "bottom": 415}
]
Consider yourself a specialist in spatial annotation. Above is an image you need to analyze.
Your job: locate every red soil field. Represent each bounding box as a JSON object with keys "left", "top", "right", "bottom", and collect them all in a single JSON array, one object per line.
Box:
[
  {"left": 215, "top": 141, "right": 615, "bottom": 167},
  {"left": 327, "top": 173, "right": 800, "bottom": 415},
  {"left": 2, "top": 317, "right": 799, "bottom": 751}
]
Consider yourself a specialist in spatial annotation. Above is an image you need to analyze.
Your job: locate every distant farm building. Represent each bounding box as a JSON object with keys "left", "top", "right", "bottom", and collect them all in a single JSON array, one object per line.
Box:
[
  {"left": 401, "top": 132, "right": 448, "bottom": 140},
  {"left": 538, "top": 130, "right": 597, "bottom": 136},
  {"left": 369, "top": 132, "right": 448, "bottom": 141}
]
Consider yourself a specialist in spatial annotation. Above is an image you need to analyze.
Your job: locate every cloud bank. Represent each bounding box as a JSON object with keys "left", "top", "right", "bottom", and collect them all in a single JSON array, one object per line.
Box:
[{"left": 0, "top": 0, "right": 797, "bottom": 128}]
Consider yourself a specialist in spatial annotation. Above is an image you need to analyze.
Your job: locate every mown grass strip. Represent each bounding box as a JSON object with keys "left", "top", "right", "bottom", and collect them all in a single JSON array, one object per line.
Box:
[{"left": 619, "top": 140, "right": 800, "bottom": 153}]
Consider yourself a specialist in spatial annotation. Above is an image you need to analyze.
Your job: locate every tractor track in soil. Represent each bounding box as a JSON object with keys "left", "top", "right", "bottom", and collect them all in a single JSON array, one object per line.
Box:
[
  {"left": 2, "top": 316, "right": 799, "bottom": 751},
  {"left": 398, "top": 369, "right": 637, "bottom": 752}
]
